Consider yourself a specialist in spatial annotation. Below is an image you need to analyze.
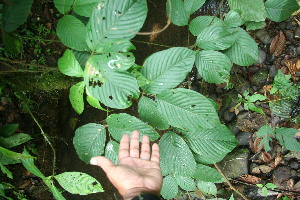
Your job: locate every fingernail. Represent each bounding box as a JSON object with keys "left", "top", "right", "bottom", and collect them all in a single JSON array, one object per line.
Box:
[{"left": 90, "top": 158, "right": 97, "bottom": 165}]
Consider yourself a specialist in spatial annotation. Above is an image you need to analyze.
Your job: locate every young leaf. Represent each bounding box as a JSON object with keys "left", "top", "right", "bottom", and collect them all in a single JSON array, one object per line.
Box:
[
  {"left": 189, "top": 16, "right": 223, "bottom": 36},
  {"left": 262, "top": 186, "right": 268, "bottom": 196},
  {"left": 161, "top": 175, "right": 178, "bottom": 199},
  {"left": 73, "top": 0, "right": 100, "bottom": 17},
  {"left": 256, "top": 184, "right": 264, "bottom": 188},
  {"left": 223, "top": 28, "right": 258, "bottom": 66},
  {"left": 197, "top": 181, "right": 217, "bottom": 195},
  {"left": 0, "top": 124, "right": 18, "bottom": 137},
  {"left": 159, "top": 131, "right": 196, "bottom": 177},
  {"left": 166, "top": 0, "right": 189, "bottom": 26},
  {"left": 141, "top": 47, "right": 195, "bottom": 94},
  {"left": 0, "top": 162, "right": 13, "bottom": 179},
  {"left": 184, "top": 0, "right": 206, "bottom": 15},
  {"left": 138, "top": 96, "right": 169, "bottom": 130},
  {"left": 21, "top": 149, "right": 45, "bottom": 178},
  {"left": 73, "top": 123, "right": 106, "bottom": 164},
  {"left": 58, "top": 49, "right": 84, "bottom": 77},
  {"left": 184, "top": 125, "right": 238, "bottom": 164},
  {"left": 265, "top": 183, "right": 277, "bottom": 190},
  {"left": 265, "top": 0, "right": 300, "bottom": 22},
  {"left": 0, "top": 133, "right": 32, "bottom": 148},
  {"left": 54, "top": 0, "right": 74, "bottom": 14},
  {"left": 105, "top": 141, "right": 119, "bottom": 165},
  {"left": 57, "top": 15, "right": 89, "bottom": 51},
  {"left": 224, "top": 10, "right": 244, "bottom": 27},
  {"left": 43, "top": 178, "right": 66, "bottom": 200},
  {"left": 229, "top": 194, "right": 235, "bottom": 200},
  {"left": 107, "top": 113, "right": 160, "bottom": 142},
  {"left": 69, "top": 81, "right": 85, "bottom": 114},
  {"left": 54, "top": 172, "right": 104, "bottom": 195},
  {"left": 193, "top": 164, "right": 223, "bottom": 183},
  {"left": 0, "top": 146, "right": 34, "bottom": 160},
  {"left": 195, "top": 50, "right": 232, "bottom": 84},
  {"left": 257, "top": 125, "right": 274, "bottom": 151},
  {"left": 175, "top": 175, "right": 196, "bottom": 191},
  {"left": 275, "top": 127, "right": 300, "bottom": 151}
]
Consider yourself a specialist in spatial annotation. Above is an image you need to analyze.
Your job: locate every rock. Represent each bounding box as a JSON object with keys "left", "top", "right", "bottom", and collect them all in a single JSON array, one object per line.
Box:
[
  {"left": 230, "top": 74, "right": 250, "bottom": 94},
  {"left": 252, "top": 69, "right": 268, "bottom": 87},
  {"left": 279, "top": 22, "right": 286, "bottom": 30},
  {"left": 219, "top": 148, "right": 249, "bottom": 178},
  {"left": 286, "top": 21, "right": 293, "bottom": 30},
  {"left": 256, "top": 29, "right": 271, "bottom": 45},
  {"left": 237, "top": 111, "right": 249, "bottom": 120},
  {"left": 236, "top": 132, "right": 252, "bottom": 146},
  {"left": 237, "top": 112, "right": 271, "bottom": 132},
  {"left": 266, "top": 54, "right": 275, "bottom": 64},
  {"left": 286, "top": 31, "right": 294, "bottom": 41},
  {"left": 223, "top": 110, "right": 236, "bottom": 122},
  {"left": 296, "top": 47, "right": 300, "bottom": 56},
  {"left": 269, "top": 65, "right": 278, "bottom": 78},
  {"left": 273, "top": 167, "right": 292, "bottom": 182},
  {"left": 257, "top": 49, "right": 266, "bottom": 64},
  {"left": 251, "top": 165, "right": 272, "bottom": 174},
  {"left": 295, "top": 27, "right": 300, "bottom": 39}
]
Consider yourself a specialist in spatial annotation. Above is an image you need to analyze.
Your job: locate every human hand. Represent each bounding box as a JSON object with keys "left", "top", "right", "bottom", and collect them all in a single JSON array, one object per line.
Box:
[{"left": 90, "top": 131, "right": 162, "bottom": 200}]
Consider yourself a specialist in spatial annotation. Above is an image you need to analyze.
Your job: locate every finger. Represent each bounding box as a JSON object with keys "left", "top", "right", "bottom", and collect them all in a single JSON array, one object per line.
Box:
[
  {"left": 150, "top": 143, "right": 160, "bottom": 163},
  {"left": 140, "top": 135, "right": 150, "bottom": 160},
  {"left": 90, "top": 156, "right": 116, "bottom": 175},
  {"left": 119, "top": 134, "right": 130, "bottom": 160},
  {"left": 130, "top": 130, "right": 140, "bottom": 158}
]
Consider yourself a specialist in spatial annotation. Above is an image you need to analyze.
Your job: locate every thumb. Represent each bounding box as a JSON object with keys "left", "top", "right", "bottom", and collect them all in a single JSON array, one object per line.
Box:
[{"left": 90, "top": 156, "right": 116, "bottom": 174}]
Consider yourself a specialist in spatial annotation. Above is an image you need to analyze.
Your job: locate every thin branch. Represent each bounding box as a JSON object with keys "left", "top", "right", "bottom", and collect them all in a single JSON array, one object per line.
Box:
[
  {"left": 131, "top": 40, "right": 173, "bottom": 48},
  {"left": 0, "top": 58, "right": 58, "bottom": 71}
]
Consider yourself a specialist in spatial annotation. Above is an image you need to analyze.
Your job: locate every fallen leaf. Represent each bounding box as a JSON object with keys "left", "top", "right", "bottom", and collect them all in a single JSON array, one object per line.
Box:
[
  {"left": 270, "top": 31, "right": 286, "bottom": 56},
  {"left": 287, "top": 179, "right": 294, "bottom": 190},
  {"left": 252, "top": 165, "right": 273, "bottom": 174},
  {"left": 239, "top": 175, "right": 262, "bottom": 184},
  {"left": 259, "top": 151, "right": 273, "bottom": 163},
  {"left": 19, "top": 179, "right": 31, "bottom": 189},
  {"left": 251, "top": 137, "right": 264, "bottom": 153},
  {"left": 285, "top": 59, "right": 300, "bottom": 80},
  {"left": 271, "top": 154, "right": 282, "bottom": 168},
  {"left": 195, "top": 188, "right": 203, "bottom": 198}
]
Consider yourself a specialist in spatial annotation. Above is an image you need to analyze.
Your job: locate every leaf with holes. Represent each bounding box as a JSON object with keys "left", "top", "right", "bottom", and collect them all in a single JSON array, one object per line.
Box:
[
  {"left": 94, "top": 39, "right": 136, "bottom": 53},
  {"left": 21, "top": 149, "right": 45, "bottom": 178},
  {"left": 58, "top": 49, "right": 84, "bottom": 77},
  {"left": 223, "top": 28, "right": 258, "bottom": 66},
  {"left": 189, "top": 16, "right": 223, "bottom": 36},
  {"left": 197, "top": 181, "right": 217, "bottom": 195},
  {"left": 105, "top": 141, "right": 119, "bottom": 165},
  {"left": 86, "top": 0, "right": 147, "bottom": 51},
  {"left": 138, "top": 96, "right": 169, "bottom": 130},
  {"left": 195, "top": 50, "right": 232, "bottom": 84},
  {"left": 73, "top": 123, "right": 106, "bottom": 164},
  {"left": 69, "top": 81, "right": 85, "bottom": 114},
  {"left": 73, "top": 0, "right": 100, "bottom": 17},
  {"left": 193, "top": 164, "right": 223, "bottom": 182},
  {"left": 159, "top": 131, "right": 196, "bottom": 177},
  {"left": 107, "top": 113, "right": 159, "bottom": 142},
  {"left": 183, "top": 125, "right": 238, "bottom": 164},
  {"left": 166, "top": 0, "right": 189, "bottom": 26},
  {"left": 53, "top": 0, "right": 74, "bottom": 14},
  {"left": 0, "top": 133, "right": 32, "bottom": 148},
  {"left": 184, "top": 0, "right": 206, "bottom": 15},
  {"left": 265, "top": 0, "right": 300, "bottom": 22},
  {"left": 175, "top": 175, "right": 196, "bottom": 191},
  {"left": 57, "top": 15, "right": 89, "bottom": 51},
  {"left": 196, "top": 25, "right": 237, "bottom": 50},
  {"left": 224, "top": 10, "right": 244, "bottom": 27},
  {"left": 157, "top": 88, "right": 219, "bottom": 130},
  {"left": 141, "top": 47, "right": 195, "bottom": 94},
  {"left": 55, "top": 172, "right": 103, "bottom": 195},
  {"left": 161, "top": 175, "right": 178, "bottom": 199}
]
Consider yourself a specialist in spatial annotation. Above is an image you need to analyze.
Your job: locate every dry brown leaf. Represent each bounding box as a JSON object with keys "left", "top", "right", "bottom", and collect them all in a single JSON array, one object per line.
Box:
[
  {"left": 195, "top": 188, "right": 203, "bottom": 198},
  {"left": 270, "top": 31, "right": 286, "bottom": 56},
  {"left": 19, "top": 179, "right": 31, "bottom": 189},
  {"left": 239, "top": 175, "right": 262, "bottom": 184},
  {"left": 296, "top": 59, "right": 300, "bottom": 70},
  {"left": 252, "top": 165, "right": 273, "bottom": 174},
  {"left": 284, "top": 59, "right": 300, "bottom": 80},
  {"left": 251, "top": 137, "right": 264, "bottom": 153},
  {"left": 271, "top": 154, "right": 282, "bottom": 168},
  {"left": 287, "top": 179, "right": 295, "bottom": 190},
  {"left": 259, "top": 152, "right": 273, "bottom": 163}
]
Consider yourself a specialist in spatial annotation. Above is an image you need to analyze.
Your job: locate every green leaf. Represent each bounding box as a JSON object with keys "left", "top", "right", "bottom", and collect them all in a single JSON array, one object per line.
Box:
[
  {"left": 228, "top": 0, "right": 267, "bottom": 22},
  {"left": 161, "top": 175, "right": 178, "bottom": 199},
  {"left": 141, "top": 47, "right": 195, "bottom": 94},
  {"left": 246, "top": 21, "right": 266, "bottom": 31},
  {"left": 53, "top": 0, "right": 74, "bottom": 14},
  {"left": 229, "top": 194, "right": 235, "bottom": 200},
  {"left": 247, "top": 103, "right": 265, "bottom": 114},
  {"left": 184, "top": 125, "right": 238, "bottom": 164},
  {"left": 223, "top": 28, "right": 258, "bottom": 66},
  {"left": 94, "top": 39, "right": 136, "bottom": 53},
  {"left": 184, "top": 0, "right": 206, "bottom": 15},
  {"left": 0, "top": 183, "right": 13, "bottom": 200},
  {"left": 0, "top": 124, "right": 18, "bottom": 137},
  {"left": 197, "top": 181, "right": 217, "bottom": 195},
  {"left": 2, "top": 0, "right": 34, "bottom": 32},
  {"left": 166, "top": 0, "right": 189, "bottom": 26},
  {"left": 57, "top": 15, "right": 89, "bottom": 51},
  {"left": 175, "top": 175, "right": 196, "bottom": 191},
  {"left": 0, "top": 146, "right": 34, "bottom": 160},
  {"left": 256, "top": 184, "right": 264, "bottom": 188},
  {"left": 157, "top": 88, "right": 219, "bottom": 130},
  {"left": 159, "top": 131, "right": 196, "bottom": 177},
  {"left": 21, "top": 149, "right": 45, "bottom": 178},
  {"left": 0, "top": 162, "right": 13, "bottom": 179},
  {"left": 196, "top": 25, "right": 237, "bottom": 50},
  {"left": 262, "top": 186, "right": 268, "bottom": 196},
  {"left": 138, "top": 96, "right": 169, "bottom": 130},
  {"left": 195, "top": 50, "right": 232, "bottom": 84},
  {"left": 86, "top": 0, "right": 147, "bottom": 51},
  {"left": 193, "top": 164, "right": 223, "bottom": 182},
  {"left": 105, "top": 141, "right": 119, "bottom": 165},
  {"left": 58, "top": 49, "right": 84, "bottom": 77},
  {"left": 224, "top": 10, "right": 244, "bottom": 27},
  {"left": 69, "top": 81, "right": 85, "bottom": 114},
  {"left": 2, "top": 32, "right": 22, "bottom": 56},
  {"left": 257, "top": 125, "right": 274, "bottom": 151},
  {"left": 55, "top": 172, "right": 104, "bottom": 195},
  {"left": 265, "top": 0, "right": 300, "bottom": 22},
  {"left": 73, "top": 123, "right": 106, "bottom": 164},
  {"left": 265, "top": 183, "right": 277, "bottom": 189},
  {"left": 107, "top": 113, "right": 160, "bottom": 142},
  {"left": 0, "top": 153, "right": 21, "bottom": 165},
  {"left": 73, "top": 50, "right": 91, "bottom": 68},
  {"left": 43, "top": 178, "right": 66, "bottom": 200},
  {"left": 246, "top": 93, "right": 267, "bottom": 102},
  {"left": 189, "top": 16, "right": 223, "bottom": 36},
  {"left": 275, "top": 127, "right": 300, "bottom": 151},
  {"left": 86, "top": 95, "right": 106, "bottom": 110},
  {"left": 73, "top": 0, "right": 100, "bottom": 17},
  {"left": 130, "top": 70, "right": 150, "bottom": 87},
  {"left": 0, "top": 133, "right": 32, "bottom": 148}
]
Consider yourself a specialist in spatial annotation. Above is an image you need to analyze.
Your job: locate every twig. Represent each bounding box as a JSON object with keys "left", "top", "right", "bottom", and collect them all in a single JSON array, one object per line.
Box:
[
  {"left": 214, "top": 163, "right": 250, "bottom": 200},
  {"left": 131, "top": 39, "right": 172, "bottom": 48},
  {"left": 0, "top": 58, "right": 58, "bottom": 71}
]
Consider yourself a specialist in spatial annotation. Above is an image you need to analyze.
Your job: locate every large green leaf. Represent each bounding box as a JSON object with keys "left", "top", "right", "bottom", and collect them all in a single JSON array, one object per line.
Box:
[
  {"left": 53, "top": 0, "right": 74, "bottom": 14},
  {"left": 55, "top": 172, "right": 104, "bottom": 195},
  {"left": 87, "top": 0, "right": 147, "bottom": 51},
  {"left": 228, "top": 0, "right": 267, "bottom": 22},
  {"left": 161, "top": 175, "right": 178, "bottom": 199},
  {"left": 73, "top": 123, "right": 106, "bottom": 164},
  {"left": 0, "top": 133, "right": 32, "bottom": 148},
  {"left": 141, "top": 47, "right": 195, "bottom": 94},
  {"left": 189, "top": 16, "right": 223, "bottom": 36},
  {"left": 195, "top": 51, "right": 232, "bottom": 84},
  {"left": 0, "top": 153, "right": 21, "bottom": 165},
  {"left": 193, "top": 164, "right": 223, "bottom": 182},
  {"left": 69, "top": 81, "right": 85, "bottom": 114},
  {"left": 223, "top": 28, "right": 258, "bottom": 66},
  {"left": 21, "top": 149, "right": 45, "bottom": 178},
  {"left": 105, "top": 141, "right": 119, "bottom": 165},
  {"left": 275, "top": 127, "right": 300, "bottom": 151},
  {"left": 183, "top": 125, "right": 238, "bottom": 164},
  {"left": 107, "top": 113, "right": 160, "bottom": 142},
  {"left": 166, "top": 0, "right": 189, "bottom": 26},
  {"left": 0, "top": 124, "right": 18, "bottom": 137},
  {"left": 94, "top": 39, "right": 136, "bottom": 53},
  {"left": 184, "top": 0, "right": 206, "bottom": 15},
  {"left": 2, "top": 0, "right": 33, "bottom": 32},
  {"left": 159, "top": 131, "right": 196, "bottom": 177},
  {"left": 138, "top": 96, "right": 169, "bottom": 130},
  {"left": 0, "top": 147, "right": 33, "bottom": 160},
  {"left": 175, "top": 175, "right": 196, "bottom": 191},
  {"left": 265, "top": 0, "right": 300, "bottom": 22},
  {"left": 245, "top": 21, "right": 266, "bottom": 31},
  {"left": 197, "top": 181, "right": 217, "bottom": 195},
  {"left": 58, "top": 49, "right": 84, "bottom": 77},
  {"left": 224, "top": 10, "right": 244, "bottom": 27},
  {"left": 157, "top": 88, "right": 219, "bottom": 130},
  {"left": 196, "top": 25, "right": 237, "bottom": 50},
  {"left": 57, "top": 15, "right": 89, "bottom": 51},
  {"left": 73, "top": 0, "right": 100, "bottom": 17}
]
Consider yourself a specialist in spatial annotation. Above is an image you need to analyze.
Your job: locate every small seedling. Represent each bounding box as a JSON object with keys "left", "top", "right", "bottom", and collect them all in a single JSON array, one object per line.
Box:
[{"left": 256, "top": 183, "right": 277, "bottom": 196}]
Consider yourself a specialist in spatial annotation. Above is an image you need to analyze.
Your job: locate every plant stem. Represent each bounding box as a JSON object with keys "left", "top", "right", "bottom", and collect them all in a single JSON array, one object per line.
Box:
[
  {"left": 214, "top": 163, "right": 249, "bottom": 200},
  {"left": 19, "top": 36, "right": 60, "bottom": 43},
  {"left": 131, "top": 40, "right": 172, "bottom": 48}
]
